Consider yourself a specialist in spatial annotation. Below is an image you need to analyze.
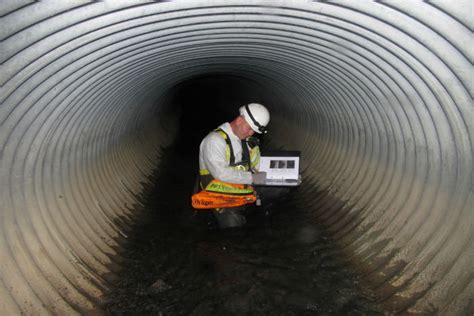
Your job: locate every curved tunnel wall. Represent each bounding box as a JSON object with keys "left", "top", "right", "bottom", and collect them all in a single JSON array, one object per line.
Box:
[{"left": 0, "top": 1, "right": 472, "bottom": 314}]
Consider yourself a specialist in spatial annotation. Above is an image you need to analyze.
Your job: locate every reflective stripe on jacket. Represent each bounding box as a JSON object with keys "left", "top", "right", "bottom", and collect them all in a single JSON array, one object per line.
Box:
[
  {"left": 191, "top": 180, "right": 257, "bottom": 209},
  {"left": 199, "top": 128, "right": 260, "bottom": 189}
]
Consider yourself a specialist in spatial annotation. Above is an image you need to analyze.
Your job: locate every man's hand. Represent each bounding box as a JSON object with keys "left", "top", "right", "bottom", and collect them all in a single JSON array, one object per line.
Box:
[{"left": 252, "top": 171, "right": 267, "bottom": 185}]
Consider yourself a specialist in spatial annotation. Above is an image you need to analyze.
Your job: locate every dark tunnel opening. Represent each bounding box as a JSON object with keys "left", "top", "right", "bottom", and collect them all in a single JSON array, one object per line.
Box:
[
  {"left": 102, "top": 75, "right": 387, "bottom": 315},
  {"left": 168, "top": 74, "right": 277, "bottom": 157}
]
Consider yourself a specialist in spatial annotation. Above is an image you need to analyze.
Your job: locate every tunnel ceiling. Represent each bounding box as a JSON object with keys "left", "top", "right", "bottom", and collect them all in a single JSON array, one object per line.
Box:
[{"left": 0, "top": 1, "right": 472, "bottom": 315}]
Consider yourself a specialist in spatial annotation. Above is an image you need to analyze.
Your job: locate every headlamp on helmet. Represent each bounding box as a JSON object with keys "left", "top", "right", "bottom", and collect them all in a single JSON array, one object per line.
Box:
[{"left": 239, "top": 103, "right": 270, "bottom": 134}]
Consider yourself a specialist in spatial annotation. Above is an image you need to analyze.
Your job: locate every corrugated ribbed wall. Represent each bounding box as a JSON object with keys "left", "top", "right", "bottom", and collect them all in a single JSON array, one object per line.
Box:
[{"left": 0, "top": 1, "right": 472, "bottom": 315}]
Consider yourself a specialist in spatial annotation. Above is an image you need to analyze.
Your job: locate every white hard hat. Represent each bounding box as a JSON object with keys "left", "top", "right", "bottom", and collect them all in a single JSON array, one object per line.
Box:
[{"left": 239, "top": 103, "right": 270, "bottom": 134}]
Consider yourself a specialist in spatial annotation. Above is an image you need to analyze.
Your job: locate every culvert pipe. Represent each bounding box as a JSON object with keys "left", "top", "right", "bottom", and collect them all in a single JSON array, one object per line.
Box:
[{"left": 0, "top": 1, "right": 472, "bottom": 314}]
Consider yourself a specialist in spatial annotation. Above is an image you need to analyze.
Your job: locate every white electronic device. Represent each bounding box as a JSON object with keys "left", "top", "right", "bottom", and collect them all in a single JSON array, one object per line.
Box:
[{"left": 257, "top": 151, "right": 302, "bottom": 186}]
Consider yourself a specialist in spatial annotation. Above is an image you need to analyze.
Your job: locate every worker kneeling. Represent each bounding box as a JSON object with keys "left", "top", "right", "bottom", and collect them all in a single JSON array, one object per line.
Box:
[{"left": 192, "top": 103, "right": 270, "bottom": 228}]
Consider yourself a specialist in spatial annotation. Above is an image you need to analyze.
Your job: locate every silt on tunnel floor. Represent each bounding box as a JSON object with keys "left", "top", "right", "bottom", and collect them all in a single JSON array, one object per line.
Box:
[{"left": 106, "top": 144, "right": 384, "bottom": 315}]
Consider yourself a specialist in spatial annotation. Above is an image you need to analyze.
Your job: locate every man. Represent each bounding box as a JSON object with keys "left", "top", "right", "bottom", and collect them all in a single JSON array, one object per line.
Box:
[{"left": 198, "top": 103, "right": 270, "bottom": 228}]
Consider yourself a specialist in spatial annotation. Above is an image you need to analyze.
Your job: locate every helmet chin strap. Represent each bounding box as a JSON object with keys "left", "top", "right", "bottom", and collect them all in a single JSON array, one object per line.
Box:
[{"left": 245, "top": 104, "right": 267, "bottom": 133}]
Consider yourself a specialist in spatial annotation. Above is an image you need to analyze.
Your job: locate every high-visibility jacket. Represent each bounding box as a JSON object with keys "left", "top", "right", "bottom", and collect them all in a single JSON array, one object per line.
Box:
[
  {"left": 199, "top": 123, "right": 259, "bottom": 185},
  {"left": 193, "top": 124, "right": 260, "bottom": 210},
  {"left": 199, "top": 126, "right": 260, "bottom": 189}
]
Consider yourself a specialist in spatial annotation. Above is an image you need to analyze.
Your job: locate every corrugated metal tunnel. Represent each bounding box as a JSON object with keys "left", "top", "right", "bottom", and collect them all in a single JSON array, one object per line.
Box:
[{"left": 1, "top": 1, "right": 472, "bottom": 314}]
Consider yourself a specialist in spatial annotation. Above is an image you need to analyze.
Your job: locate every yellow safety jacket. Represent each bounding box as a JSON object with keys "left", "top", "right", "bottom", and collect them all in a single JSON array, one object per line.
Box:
[
  {"left": 199, "top": 128, "right": 260, "bottom": 190},
  {"left": 192, "top": 129, "right": 260, "bottom": 210}
]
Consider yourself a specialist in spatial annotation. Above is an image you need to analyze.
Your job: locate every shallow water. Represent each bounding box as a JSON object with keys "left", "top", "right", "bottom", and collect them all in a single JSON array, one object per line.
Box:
[{"left": 106, "top": 147, "right": 384, "bottom": 315}]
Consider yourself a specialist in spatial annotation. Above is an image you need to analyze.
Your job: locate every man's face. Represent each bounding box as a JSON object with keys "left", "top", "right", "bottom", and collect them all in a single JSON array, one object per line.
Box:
[{"left": 236, "top": 116, "right": 256, "bottom": 139}]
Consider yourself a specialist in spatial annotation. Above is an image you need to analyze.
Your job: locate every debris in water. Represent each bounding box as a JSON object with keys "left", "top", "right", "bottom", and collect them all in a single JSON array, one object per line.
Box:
[{"left": 150, "top": 279, "right": 172, "bottom": 292}]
